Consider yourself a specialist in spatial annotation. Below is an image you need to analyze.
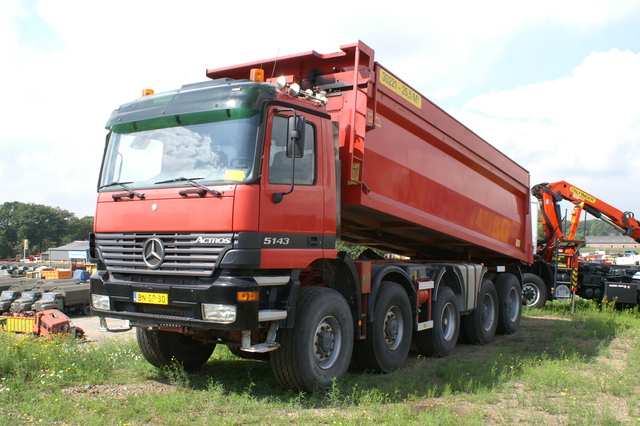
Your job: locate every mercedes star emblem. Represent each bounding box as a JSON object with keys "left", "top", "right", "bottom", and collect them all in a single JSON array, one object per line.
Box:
[{"left": 143, "top": 238, "right": 165, "bottom": 269}]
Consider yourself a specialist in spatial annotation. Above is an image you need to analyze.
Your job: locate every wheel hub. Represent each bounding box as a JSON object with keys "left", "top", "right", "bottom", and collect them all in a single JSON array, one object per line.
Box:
[
  {"left": 522, "top": 284, "right": 539, "bottom": 305},
  {"left": 316, "top": 325, "right": 335, "bottom": 358},
  {"left": 383, "top": 307, "right": 404, "bottom": 350},
  {"left": 312, "top": 315, "right": 342, "bottom": 370},
  {"left": 385, "top": 315, "right": 399, "bottom": 341}
]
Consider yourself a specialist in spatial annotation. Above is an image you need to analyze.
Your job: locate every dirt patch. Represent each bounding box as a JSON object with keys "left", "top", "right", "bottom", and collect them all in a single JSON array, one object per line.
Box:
[{"left": 62, "top": 382, "right": 177, "bottom": 399}]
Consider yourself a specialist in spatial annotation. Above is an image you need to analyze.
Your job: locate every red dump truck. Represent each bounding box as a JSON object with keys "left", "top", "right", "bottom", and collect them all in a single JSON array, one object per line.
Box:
[
  {"left": 0, "top": 309, "right": 84, "bottom": 338},
  {"left": 90, "top": 41, "right": 531, "bottom": 391}
]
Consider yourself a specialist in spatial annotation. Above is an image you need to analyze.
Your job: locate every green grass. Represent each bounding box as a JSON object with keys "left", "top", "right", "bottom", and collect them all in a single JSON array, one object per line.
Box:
[{"left": 2, "top": 300, "right": 640, "bottom": 425}]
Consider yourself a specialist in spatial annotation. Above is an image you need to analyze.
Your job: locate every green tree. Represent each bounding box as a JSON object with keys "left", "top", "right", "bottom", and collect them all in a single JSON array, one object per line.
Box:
[
  {"left": 0, "top": 201, "right": 93, "bottom": 258},
  {"left": 64, "top": 216, "right": 94, "bottom": 244},
  {"left": 0, "top": 202, "right": 25, "bottom": 258},
  {"left": 20, "top": 204, "right": 75, "bottom": 254}
]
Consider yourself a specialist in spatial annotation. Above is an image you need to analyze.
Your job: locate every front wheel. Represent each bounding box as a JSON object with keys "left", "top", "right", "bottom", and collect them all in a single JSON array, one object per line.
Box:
[
  {"left": 522, "top": 273, "right": 547, "bottom": 309},
  {"left": 352, "top": 282, "right": 412, "bottom": 373},
  {"left": 496, "top": 273, "right": 522, "bottom": 335},
  {"left": 136, "top": 328, "right": 216, "bottom": 370},
  {"left": 270, "top": 287, "right": 354, "bottom": 392},
  {"left": 414, "top": 286, "right": 459, "bottom": 357}
]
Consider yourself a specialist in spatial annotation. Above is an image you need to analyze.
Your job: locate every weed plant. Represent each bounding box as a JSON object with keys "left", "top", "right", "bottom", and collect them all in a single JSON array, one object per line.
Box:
[{"left": 1, "top": 298, "right": 640, "bottom": 425}]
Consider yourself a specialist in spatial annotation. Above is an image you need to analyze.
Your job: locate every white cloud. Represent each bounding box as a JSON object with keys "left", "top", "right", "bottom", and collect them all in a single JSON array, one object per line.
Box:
[
  {"left": 1, "top": 0, "right": 640, "bottom": 218},
  {"left": 452, "top": 49, "right": 640, "bottom": 213}
]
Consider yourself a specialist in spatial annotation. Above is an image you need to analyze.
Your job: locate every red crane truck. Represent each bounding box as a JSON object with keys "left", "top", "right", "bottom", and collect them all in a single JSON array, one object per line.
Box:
[{"left": 90, "top": 41, "right": 531, "bottom": 391}]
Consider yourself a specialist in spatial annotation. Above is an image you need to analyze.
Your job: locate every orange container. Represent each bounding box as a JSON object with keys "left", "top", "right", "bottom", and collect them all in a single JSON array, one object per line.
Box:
[{"left": 42, "top": 269, "right": 72, "bottom": 279}]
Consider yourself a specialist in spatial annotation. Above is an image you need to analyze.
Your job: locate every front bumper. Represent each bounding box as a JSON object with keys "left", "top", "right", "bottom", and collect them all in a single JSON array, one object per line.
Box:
[{"left": 90, "top": 271, "right": 261, "bottom": 330}]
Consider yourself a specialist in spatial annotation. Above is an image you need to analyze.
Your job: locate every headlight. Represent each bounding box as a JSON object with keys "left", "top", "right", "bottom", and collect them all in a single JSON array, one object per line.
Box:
[
  {"left": 202, "top": 303, "right": 236, "bottom": 323},
  {"left": 91, "top": 294, "right": 110, "bottom": 310}
]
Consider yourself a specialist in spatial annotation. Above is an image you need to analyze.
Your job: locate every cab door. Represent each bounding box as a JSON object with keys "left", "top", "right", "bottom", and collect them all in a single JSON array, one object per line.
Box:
[{"left": 258, "top": 108, "right": 327, "bottom": 268}]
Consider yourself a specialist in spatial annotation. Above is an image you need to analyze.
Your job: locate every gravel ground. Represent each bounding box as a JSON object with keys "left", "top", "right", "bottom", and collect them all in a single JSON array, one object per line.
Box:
[{"left": 68, "top": 315, "right": 136, "bottom": 342}]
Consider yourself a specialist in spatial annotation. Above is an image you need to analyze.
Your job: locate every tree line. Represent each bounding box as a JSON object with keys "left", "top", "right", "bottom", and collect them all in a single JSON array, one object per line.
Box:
[
  {"left": 537, "top": 216, "right": 620, "bottom": 241},
  {"left": 0, "top": 202, "right": 93, "bottom": 259}
]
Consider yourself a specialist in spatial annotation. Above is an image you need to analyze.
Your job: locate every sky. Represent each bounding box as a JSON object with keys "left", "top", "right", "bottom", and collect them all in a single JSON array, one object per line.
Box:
[{"left": 1, "top": 0, "right": 640, "bottom": 223}]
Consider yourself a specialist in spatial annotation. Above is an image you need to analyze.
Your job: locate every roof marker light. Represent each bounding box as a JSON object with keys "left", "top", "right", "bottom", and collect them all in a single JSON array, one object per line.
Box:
[{"left": 250, "top": 68, "right": 265, "bottom": 82}]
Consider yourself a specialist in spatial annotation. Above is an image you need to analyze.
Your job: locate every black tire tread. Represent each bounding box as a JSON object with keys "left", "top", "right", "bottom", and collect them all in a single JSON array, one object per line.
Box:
[
  {"left": 270, "top": 286, "right": 354, "bottom": 391},
  {"left": 270, "top": 286, "right": 322, "bottom": 390},
  {"left": 136, "top": 328, "right": 215, "bottom": 370},
  {"left": 351, "top": 282, "right": 412, "bottom": 373},
  {"left": 522, "top": 273, "right": 547, "bottom": 309},
  {"left": 463, "top": 279, "right": 498, "bottom": 345},
  {"left": 413, "top": 286, "right": 459, "bottom": 357},
  {"left": 495, "top": 273, "right": 522, "bottom": 335}
]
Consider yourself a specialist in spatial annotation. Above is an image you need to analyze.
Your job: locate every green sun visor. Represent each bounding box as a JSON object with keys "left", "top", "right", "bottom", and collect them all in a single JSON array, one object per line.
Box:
[
  {"left": 106, "top": 79, "right": 276, "bottom": 132},
  {"left": 112, "top": 108, "right": 260, "bottom": 134}
]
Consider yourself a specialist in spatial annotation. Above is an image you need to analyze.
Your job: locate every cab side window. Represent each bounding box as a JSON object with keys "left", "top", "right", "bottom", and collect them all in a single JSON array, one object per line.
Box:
[{"left": 269, "top": 115, "right": 316, "bottom": 185}]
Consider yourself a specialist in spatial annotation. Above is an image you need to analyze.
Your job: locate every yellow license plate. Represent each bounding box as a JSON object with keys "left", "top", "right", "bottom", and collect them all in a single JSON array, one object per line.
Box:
[{"left": 133, "top": 292, "right": 169, "bottom": 305}]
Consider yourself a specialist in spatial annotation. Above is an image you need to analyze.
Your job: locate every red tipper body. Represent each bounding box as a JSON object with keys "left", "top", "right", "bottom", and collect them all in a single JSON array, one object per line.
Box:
[{"left": 206, "top": 41, "right": 532, "bottom": 264}]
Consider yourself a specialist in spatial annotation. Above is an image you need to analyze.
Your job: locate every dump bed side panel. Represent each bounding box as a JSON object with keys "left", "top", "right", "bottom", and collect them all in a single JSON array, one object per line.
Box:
[
  {"left": 206, "top": 41, "right": 532, "bottom": 263},
  {"left": 322, "top": 49, "right": 531, "bottom": 263}
]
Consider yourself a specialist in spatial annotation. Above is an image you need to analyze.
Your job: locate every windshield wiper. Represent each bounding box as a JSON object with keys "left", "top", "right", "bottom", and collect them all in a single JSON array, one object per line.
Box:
[
  {"left": 155, "top": 177, "right": 222, "bottom": 197},
  {"left": 98, "top": 181, "right": 145, "bottom": 200}
]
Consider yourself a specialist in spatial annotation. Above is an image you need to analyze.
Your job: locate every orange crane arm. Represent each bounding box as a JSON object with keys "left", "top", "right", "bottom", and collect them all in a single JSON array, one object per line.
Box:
[{"left": 532, "top": 181, "right": 640, "bottom": 261}]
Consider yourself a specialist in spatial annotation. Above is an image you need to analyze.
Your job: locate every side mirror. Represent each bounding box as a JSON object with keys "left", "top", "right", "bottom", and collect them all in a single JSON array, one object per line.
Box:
[{"left": 286, "top": 115, "right": 305, "bottom": 158}]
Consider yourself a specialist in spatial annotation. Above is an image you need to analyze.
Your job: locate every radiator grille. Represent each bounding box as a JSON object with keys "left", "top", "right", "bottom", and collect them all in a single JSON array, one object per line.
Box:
[{"left": 95, "top": 233, "right": 232, "bottom": 277}]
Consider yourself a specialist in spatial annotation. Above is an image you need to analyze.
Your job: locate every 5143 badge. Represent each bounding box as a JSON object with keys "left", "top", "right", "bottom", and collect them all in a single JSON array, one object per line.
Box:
[{"left": 263, "top": 237, "right": 291, "bottom": 246}]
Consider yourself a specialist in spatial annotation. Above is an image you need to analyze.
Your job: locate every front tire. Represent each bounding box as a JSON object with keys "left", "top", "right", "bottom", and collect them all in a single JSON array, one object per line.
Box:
[
  {"left": 352, "top": 282, "right": 412, "bottom": 373},
  {"left": 496, "top": 273, "right": 522, "bottom": 335},
  {"left": 414, "top": 286, "right": 459, "bottom": 357},
  {"left": 463, "top": 278, "right": 498, "bottom": 344},
  {"left": 270, "top": 287, "right": 354, "bottom": 392},
  {"left": 522, "top": 273, "right": 547, "bottom": 309},
  {"left": 136, "top": 328, "right": 216, "bottom": 370}
]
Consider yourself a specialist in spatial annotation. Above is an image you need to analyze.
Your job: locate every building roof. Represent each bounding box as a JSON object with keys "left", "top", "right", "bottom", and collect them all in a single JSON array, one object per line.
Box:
[
  {"left": 48, "top": 241, "right": 89, "bottom": 251},
  {"left": 585, "top": 235, "right": 636, "bottom": 244}
]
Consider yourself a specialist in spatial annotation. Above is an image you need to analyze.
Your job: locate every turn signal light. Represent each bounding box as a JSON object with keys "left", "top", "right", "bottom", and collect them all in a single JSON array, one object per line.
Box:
[{"left": 237, "top": 291, "right": 259, "bottom": 302}]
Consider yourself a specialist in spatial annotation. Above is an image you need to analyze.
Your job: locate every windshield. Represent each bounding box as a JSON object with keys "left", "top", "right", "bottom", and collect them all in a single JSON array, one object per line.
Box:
[
  {"left": 22, "top": 292, "right": 36, "bottom": 299},
  {"left": 42, "top": 294, "right": 56, "bottom": 301},
  {"left": 1, "top": 291, "right": 14, "bottom": 298},
  {"left": 100, "top": 111, "right": 260, "bottom": 189}
]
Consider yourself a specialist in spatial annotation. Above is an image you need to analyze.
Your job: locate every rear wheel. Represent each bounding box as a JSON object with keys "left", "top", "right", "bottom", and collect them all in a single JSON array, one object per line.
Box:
[
  {"left": 352, "top": 282, "right": 412, "bottom": 373},
  {"left": 414, "top": 286, "right": 459, "bottom": 357},
  {"left": 522, "top": 273, "right": 547, "bottom": 309},
  {"left": 270, "top": 286, "right": 353, "bottom": 392},
  {"left": 463, "top": 278, "right": 498, "bottom": 344},
  {"left": 496, "top": 273, "right": 522, "bottom": 335},
  {"left": 136, "top": 328, "right": 216, "bottom": 370}
]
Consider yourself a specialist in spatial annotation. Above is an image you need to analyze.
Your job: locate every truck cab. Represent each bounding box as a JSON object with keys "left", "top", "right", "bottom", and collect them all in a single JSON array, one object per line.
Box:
[
  {"left": 10, "top": 291, "right": 42, "bottom": 313},
  {"left": 0, "top": 290, "right": 21, "bottom": 312},
  {"left": 33, "top": 292, "right": 64, "bottom": 312},
  {"left": 91, "top": 75, "right": 336, "bottom": 332}
]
